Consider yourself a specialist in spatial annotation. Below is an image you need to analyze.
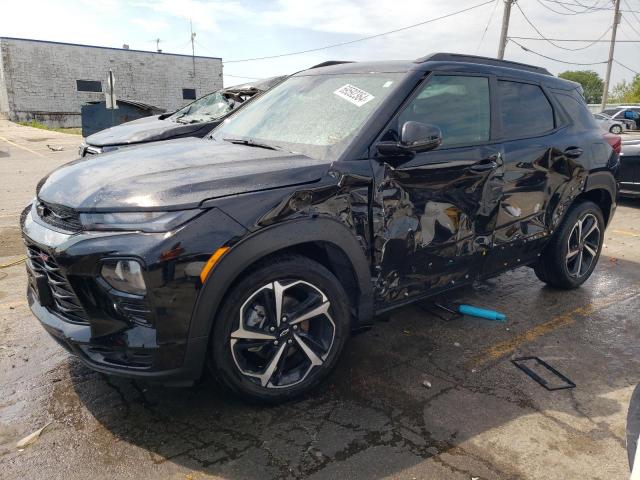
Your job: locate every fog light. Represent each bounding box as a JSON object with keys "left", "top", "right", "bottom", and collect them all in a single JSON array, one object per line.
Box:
[{"left": 101, "top": 260, "right": 146, "bottom": 295}]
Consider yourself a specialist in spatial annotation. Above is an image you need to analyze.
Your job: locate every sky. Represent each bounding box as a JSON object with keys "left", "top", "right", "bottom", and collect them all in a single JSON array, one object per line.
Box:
[{"left": 0, "top": 0, "right": 638, "bottom": 89}]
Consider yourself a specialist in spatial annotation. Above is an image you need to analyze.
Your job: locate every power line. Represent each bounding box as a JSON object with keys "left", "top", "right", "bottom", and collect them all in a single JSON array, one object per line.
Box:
[
  {"left": 476, "top": 0, "right": 500, "bottom": 54},
  {"left": 515, "top": 2, "right": 612, "bottom": 51},
  {"left": 540, "top": 0, "right": 640, "bottom": 13},
  {"left": 222, "top": 0, "right": 495, "bottom": 63},
  {"left": 614, "top": 59, "right": 640, "bottom": 74},
  {"left": 623, "top": 14, "right": 640, "bottom": 35},
  {"left": 509, "top": 38, "right": 608, "bottom": 64},
  {"left": 536, "top": 0, "right": 599, "bottom": 15},
  {"left": 508, "top": 35, "right": 640, "bottom": 42},
  {"left": 623, "top": 0, "right": 640, "bottom": 22}
]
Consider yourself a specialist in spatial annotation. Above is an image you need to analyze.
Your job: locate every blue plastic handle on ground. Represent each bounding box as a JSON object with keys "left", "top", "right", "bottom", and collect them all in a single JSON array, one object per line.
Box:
[{"left": 458, "top": 304, "right": 506, "bottom": 322}]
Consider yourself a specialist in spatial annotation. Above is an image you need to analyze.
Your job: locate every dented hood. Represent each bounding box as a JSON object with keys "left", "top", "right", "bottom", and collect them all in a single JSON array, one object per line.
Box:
[
  {"left": 37, "top": 138, "right": 329, "bottom": 211},
  {"left": 85, "top": 115, "right": 213, "bottom": 147}
]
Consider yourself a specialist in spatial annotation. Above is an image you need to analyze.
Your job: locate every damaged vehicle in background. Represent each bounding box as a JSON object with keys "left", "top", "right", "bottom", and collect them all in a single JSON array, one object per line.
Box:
[
  {"left": 23, "top": 54, "right": 618, "bottom": 402},
  {"left": 78, "top": 76, "right": 286, "bottom": 156}
]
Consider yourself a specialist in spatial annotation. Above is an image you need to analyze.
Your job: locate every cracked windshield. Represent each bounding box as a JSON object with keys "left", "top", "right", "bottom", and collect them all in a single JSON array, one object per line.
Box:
[
  {"left": 211, "top": 73, "right": 403, "bottom": 160},
  {"left": 171, "top": 91, "right": 231, "bottom": 124}
]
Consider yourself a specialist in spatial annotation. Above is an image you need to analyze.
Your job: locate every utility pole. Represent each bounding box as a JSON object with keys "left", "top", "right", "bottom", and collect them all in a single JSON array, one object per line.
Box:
[
  {"left": 497, "top": 0, "right": 514, "bottom": 59},
  {"left": 190, "top": 19, "right": 196, "bottom": 78},
  {"left": 602, "top": 0, "right": 621, "bottom": 110}
]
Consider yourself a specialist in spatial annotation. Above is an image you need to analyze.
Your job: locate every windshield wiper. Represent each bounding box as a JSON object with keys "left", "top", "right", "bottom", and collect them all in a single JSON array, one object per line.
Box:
[{"left": 223, "top": 137, "right": 281, "bottom": 151}]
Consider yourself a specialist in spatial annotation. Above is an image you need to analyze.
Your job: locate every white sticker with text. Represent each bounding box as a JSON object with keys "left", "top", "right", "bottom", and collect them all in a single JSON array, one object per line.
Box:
[{"left": 333, "top": 84, "right": 375, "bottom": 107}]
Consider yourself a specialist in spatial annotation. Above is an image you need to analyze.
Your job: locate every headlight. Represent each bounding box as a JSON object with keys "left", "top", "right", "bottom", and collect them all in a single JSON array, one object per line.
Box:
[
  {"left": 101, "top": 260, "right": 146, "bottom": 295},
  {"left": 79, "top": 210, "right": 202, "bottom": 232}
]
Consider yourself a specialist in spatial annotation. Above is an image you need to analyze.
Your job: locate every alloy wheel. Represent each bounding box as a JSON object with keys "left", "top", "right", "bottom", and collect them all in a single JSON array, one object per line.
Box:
[
  {"left": 610, "top": 125, "right": 622, "bottom": 134},
  {"left": 229, "top": 280, "right": 335, "bottom": 389},
  {"left": 566, "top": 213, "right": 600, "bottom": 279}
]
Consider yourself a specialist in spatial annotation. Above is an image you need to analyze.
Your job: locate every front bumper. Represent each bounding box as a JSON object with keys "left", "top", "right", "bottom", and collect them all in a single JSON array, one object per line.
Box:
[
  {"left": 28, "top": 289, "right": 207, "bottom": 385},
  {"left": 21, "top": 204, "right": 246, "bottom": 384}
]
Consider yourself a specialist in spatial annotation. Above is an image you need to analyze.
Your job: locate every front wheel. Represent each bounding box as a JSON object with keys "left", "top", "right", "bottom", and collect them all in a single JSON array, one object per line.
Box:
[
  {"left": 534, "top": 200, "right": 604, "bottom": 289},
  {"left": 210, "top": 255, "right": 350, "bottom": 403},
  {"left": 610, "top": 124, "right": 623, "bottom": 134}
]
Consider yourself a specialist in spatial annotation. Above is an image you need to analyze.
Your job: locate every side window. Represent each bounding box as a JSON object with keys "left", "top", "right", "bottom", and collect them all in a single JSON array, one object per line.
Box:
[
  {"left": 396, "top": 75, "right": 490, "bottom": 148},
  {"left": 554, "top": 92, "right": 598, "bottom": 129},
  {"left": 498, "top": 81, "right": 554, "bottom": 139}
]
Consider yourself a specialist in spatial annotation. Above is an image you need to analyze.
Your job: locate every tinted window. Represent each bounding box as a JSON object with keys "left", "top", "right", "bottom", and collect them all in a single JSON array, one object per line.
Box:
[
  {"left": 397, "top": 75, "right": 490, "bottom": 147},
  {"left": 182, "top": 88, "right": 196, "bottom": 100},
  {"left": 555, "top": 92, "right": 598, "bottom": 129},
  {"left": 76, "top": 80, "right": 102, "bottom": 92},
  {"left": 498, "top": 81, "right": 554, "bottom": 139}
]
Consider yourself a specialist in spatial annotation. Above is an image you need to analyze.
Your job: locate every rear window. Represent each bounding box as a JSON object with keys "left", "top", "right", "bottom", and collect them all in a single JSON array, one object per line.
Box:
[
  {"left": 498, "top": 81, "right": 555, "bottom": 139},
  {"left": 554, "top": 91, "right": 598, "bottom": 129}
]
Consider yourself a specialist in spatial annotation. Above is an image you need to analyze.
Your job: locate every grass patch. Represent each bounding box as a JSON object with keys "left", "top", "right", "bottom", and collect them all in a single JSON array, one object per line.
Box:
[{"left": 17, "top": 120, "right": 82, "bottom": 135}]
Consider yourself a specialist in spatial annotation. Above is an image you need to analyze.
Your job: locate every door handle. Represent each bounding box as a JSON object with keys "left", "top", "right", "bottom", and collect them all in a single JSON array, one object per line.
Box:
[
  {"left": 469, "top": 155, "right": 500, "bottom": 172},
  {"left": 564, "top": 146, "right": 583, "bottom": 159}
]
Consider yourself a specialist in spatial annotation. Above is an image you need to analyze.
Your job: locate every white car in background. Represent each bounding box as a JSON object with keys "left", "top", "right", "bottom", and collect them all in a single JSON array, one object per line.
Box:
[{"left": 593, "top": 113, "right": 625, "bottom": 134}]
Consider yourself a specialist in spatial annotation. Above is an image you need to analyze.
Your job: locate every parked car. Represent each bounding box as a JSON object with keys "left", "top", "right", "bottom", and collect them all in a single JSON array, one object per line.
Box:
[
  {"left": 620, "top": 139, "right": 640, "bottom": 197},
  {"left": 593, "top": 112, "right": 625, "bottom": 134},
  {"left": 602, "top": 106, "right": 640, "bottom": 130},
  {"left": 22, "top": 53, "right": 618, "bottom": 402},
  {"left": 78, "top": 76, "right": 286, "bottom": 156}
]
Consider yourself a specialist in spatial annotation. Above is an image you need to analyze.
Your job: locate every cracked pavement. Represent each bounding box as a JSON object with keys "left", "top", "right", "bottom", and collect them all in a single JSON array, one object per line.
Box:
[{"left": 2, "top": 120, "right": 640, "bottom": 479}]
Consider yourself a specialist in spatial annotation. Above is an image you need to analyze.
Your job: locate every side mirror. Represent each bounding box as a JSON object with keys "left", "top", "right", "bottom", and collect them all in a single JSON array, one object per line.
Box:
[
  {"left": 376, "top": 121, "right": 442, "bottom": 159},
  {"left": 400, "top": 121, "right": 442, "bottom": 152}
]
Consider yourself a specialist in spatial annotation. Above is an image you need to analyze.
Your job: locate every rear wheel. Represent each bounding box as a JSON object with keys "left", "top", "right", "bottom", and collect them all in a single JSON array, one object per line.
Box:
[
  {"left": 210, "top": 255, "right": 350, "bottom": 402},
  {"left": 534, "top": 200, "right": 604, "bottom": 289},
  {"left": 610, "top": 124, "right": 623, "bottom": 134}
]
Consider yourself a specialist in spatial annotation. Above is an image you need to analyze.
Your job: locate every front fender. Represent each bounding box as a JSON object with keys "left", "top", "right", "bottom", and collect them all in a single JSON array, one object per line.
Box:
[{"left": 188, "top": 216, "right": 374, "bottom": 344}]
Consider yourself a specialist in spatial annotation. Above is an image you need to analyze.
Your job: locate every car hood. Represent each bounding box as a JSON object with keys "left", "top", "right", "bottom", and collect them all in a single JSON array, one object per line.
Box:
[
  {"left": 85, "top": 115, "right": 213, "bottom": 147},
  {"left": 37, "top": 138, "right": 330, "bottom": 211}
]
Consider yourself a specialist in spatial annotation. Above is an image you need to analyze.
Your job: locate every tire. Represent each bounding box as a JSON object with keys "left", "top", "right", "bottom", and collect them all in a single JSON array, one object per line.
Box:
[
  {"left": 610, "top": 124, "right": 623, "bottom": 134},
  {"left": 534, "top": 200, "right": 604, "bottom": 289},
  {"left": 210, "top": 255, "right": 350, "bottom": 403}
]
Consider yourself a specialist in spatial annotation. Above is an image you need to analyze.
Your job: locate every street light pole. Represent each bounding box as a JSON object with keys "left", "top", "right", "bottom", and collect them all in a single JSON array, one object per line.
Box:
[{"left": 602, "top": 0, "right": 621, "bottom": 110}]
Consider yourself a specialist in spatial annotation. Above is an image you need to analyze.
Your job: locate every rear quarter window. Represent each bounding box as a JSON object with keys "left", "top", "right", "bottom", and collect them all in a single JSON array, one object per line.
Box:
[
  {"left": 498, "top": 81, "right": 555, "bottom": 139},
  {"left": 554, "top": 91, "right": 598, "bottom": 130}
]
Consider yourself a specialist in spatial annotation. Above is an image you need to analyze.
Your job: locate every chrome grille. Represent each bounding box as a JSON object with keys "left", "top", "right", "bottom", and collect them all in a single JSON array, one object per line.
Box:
[
  {"left": 26, "top": 244, "right": 88, "bottom": 324},
  {"left": 36, "top": 201, "right": 82, "bottom": 232}
]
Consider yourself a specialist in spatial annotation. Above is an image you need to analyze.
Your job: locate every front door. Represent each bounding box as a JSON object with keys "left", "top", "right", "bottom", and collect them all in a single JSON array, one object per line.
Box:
[{"left": 369, "top": 73, "right": 504, "bottom": 306}]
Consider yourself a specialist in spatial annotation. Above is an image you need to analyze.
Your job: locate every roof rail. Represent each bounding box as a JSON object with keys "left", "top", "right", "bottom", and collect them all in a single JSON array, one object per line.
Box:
[
  {"left": 414, "top": 53, "right": 551, "bottom": 76},
  {"left": 308, "top": 61, "right": 354, "bottom": 69}
]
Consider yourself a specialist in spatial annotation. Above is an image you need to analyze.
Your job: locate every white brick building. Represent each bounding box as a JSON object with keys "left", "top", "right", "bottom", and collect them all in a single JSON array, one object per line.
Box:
[{"left": 0, "top": 37, "right": 223, "bottom": 127}]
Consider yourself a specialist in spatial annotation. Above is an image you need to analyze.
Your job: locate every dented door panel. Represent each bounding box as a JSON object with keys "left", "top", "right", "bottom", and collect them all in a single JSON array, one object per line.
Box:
[
  {"left": 370, "top": 145, "right": 504, "bottom": 306},
  {"left": 485, "top": 133, "right": 589, "bottom": 275}
]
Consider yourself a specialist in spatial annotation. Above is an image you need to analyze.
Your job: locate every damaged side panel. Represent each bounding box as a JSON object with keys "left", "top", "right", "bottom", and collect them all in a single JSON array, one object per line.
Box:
[{"left": 369, "top": 145, "right": 504, "bottom": 307}]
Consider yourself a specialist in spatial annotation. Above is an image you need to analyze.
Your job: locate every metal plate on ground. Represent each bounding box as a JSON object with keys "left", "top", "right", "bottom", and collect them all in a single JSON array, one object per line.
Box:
[{"left": 512, "top": 356, "right": 576, "bottom": 391}]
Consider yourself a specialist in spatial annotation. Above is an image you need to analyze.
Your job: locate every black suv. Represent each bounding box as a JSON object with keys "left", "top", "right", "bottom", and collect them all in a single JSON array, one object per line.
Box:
[{"left": 22, "top": 54, "right": 618, "bottom": 402}]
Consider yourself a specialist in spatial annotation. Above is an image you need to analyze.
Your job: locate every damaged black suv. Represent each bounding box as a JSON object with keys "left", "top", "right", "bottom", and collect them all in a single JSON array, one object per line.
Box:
[{"left": 22, "top": 54, "right": 618, "bottom": 402}]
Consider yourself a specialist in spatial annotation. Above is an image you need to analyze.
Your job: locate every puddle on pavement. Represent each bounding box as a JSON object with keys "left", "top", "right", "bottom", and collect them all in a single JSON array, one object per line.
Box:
[{"left": 0, "top": 227, "right": 24, "bottom": 258}]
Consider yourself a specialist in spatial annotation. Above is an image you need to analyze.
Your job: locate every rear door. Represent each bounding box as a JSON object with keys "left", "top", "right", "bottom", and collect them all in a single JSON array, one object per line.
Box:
[{"left": 484, "top": 80, "right": 591, "bottom": 275}]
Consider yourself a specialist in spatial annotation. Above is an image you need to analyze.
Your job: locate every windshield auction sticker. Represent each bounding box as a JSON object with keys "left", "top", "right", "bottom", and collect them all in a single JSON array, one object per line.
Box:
[{"left": 334, "top": 84, "right": 375, "bottom": 107}]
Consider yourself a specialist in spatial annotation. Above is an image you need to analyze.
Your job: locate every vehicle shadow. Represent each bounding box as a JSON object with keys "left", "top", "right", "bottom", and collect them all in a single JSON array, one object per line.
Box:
[{"left": 63, "top": 257, "right": 640, "bottom": 479}]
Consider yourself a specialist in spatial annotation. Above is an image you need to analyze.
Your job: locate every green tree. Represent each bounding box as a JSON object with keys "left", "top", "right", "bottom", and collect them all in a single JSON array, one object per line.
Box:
[
  {"left": 609, "top": 75, "right": 640, "bottom": 103},
  {"left": 558, "top": 70, "right": 604, "bottom": 104}
]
